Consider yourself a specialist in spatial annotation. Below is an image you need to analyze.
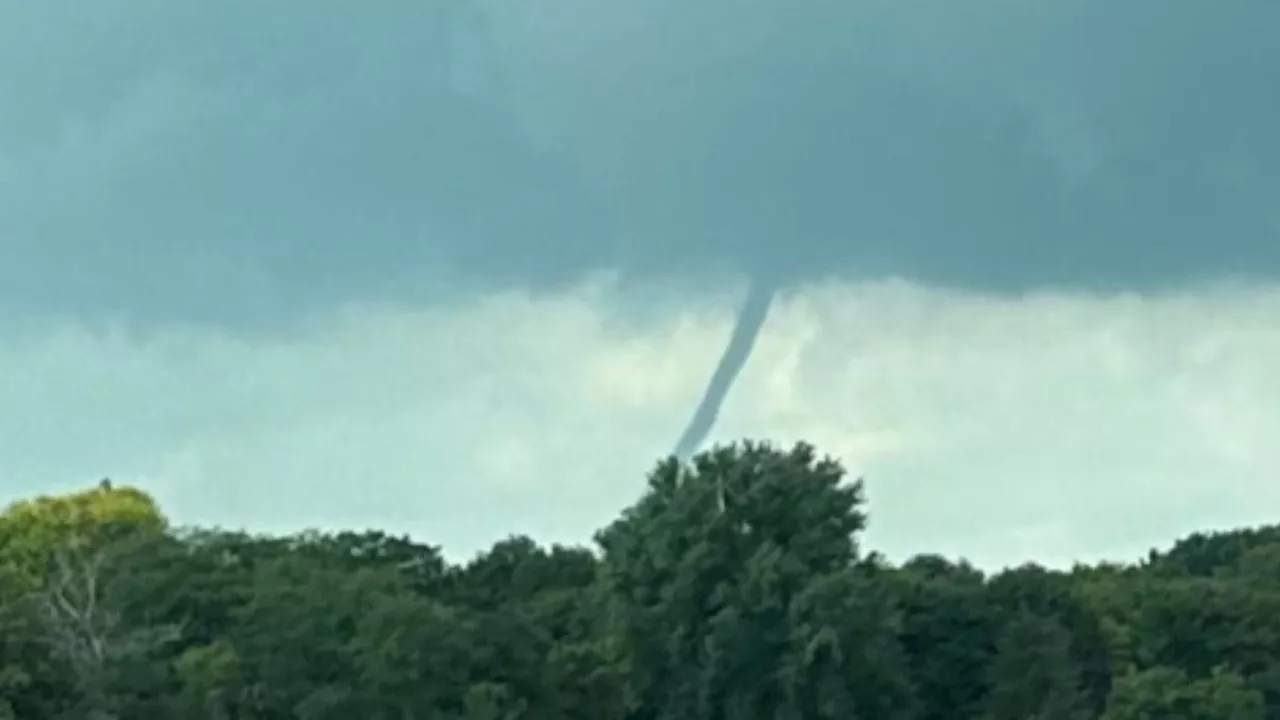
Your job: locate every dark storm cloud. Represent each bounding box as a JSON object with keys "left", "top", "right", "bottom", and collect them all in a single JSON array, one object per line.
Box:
[
  {"left": 499, "top": 0, "right": 1280, "bottom": 291},
  {"left": 0, "top": 0, "right": 610, "bottom": 329},
  {"left": 2, "top": 0, "right": 1278, "bottom": 328}
]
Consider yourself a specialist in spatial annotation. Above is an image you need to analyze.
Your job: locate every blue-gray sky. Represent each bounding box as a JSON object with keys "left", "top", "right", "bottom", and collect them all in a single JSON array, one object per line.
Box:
[{"left": 2, "top": 0, "right": 1279, "bottom": 567}]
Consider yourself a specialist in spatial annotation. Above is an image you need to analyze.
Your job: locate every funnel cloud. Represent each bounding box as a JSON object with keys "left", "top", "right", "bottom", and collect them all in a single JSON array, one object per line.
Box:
[{"left": 671, "top": 278, "right": 776, "bottom": 459}]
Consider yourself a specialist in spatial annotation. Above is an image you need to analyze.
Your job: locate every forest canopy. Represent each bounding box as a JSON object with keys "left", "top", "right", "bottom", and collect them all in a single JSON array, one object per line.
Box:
[{"left": 1, "top": 441, "right": 1277, "bottom": 719}]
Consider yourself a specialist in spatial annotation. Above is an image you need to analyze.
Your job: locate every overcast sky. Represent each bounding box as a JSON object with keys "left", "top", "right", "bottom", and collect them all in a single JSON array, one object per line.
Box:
[{"left": 2, "top": 0, "right": 1278, "bottom": 568}]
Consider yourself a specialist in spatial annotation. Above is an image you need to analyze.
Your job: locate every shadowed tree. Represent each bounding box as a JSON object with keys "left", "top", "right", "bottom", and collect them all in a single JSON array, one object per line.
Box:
[
  {"left": 1102, "top": 666, "right": 1264, "bottom": 719},
  {"left": 597, "top": 441, "right": 907, "bottom": 719}
]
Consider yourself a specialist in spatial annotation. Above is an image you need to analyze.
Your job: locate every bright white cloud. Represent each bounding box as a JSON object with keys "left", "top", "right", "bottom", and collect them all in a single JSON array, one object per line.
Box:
[{"left": 3, "top": 278, "right": 1280, "bottom": 569}]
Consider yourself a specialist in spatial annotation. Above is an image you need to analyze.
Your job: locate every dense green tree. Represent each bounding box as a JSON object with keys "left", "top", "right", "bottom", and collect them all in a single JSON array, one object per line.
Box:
[
  {"left": 780, "top": 558, "right": 917, "bottom": 719},
  {"left": 893, "top": 555, "right": 995, "bottom": 719},
  {"left": 1102, "top": 666, "right": 1264, "bottom": 719},
  {"left": 982, "top": 609, "right": 1089, "bottom": 720},
  {"left": 1149, "top": 527, "right": 1280, "bottom": 578},
  {"left": 984, "top": 564, "right": 1113, "bottom": 714},
  {"left": 596, "top": 442, "right": 900, "bottom": 719}
]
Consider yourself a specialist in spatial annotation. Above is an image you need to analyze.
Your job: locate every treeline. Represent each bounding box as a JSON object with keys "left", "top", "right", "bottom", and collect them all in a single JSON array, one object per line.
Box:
[{"left": 2, "top": 442, "right": 1279, "bottom": 719}]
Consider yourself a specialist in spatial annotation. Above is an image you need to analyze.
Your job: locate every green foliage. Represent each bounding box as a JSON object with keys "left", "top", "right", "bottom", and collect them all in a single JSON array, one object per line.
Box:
[
  {"left": 1102, "top": 666, "right": 1265, "bottom": 719},
  {"left": 4, "top": 441, "right": 1280, "bottom": 719},
  {"left": 595, "top": 442, "right": 868, "bottom": 719},
  {"left": 0, "top": 482, "right": 165, "bottom": 588}
]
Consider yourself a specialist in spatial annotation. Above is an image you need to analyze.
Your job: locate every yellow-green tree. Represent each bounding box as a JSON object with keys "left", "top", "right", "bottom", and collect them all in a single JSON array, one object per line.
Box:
[
  {"left": 0, "top": 481, "right": 170, "bottom": 719},
  {"left": 0, "top": 480, "right": 166, "bottom": 586}
]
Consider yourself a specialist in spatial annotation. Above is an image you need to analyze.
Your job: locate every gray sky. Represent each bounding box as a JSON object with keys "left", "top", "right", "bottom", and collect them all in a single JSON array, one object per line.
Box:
[{"left": 2, "top": 0, "right": 1278, "bottom": 567}]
